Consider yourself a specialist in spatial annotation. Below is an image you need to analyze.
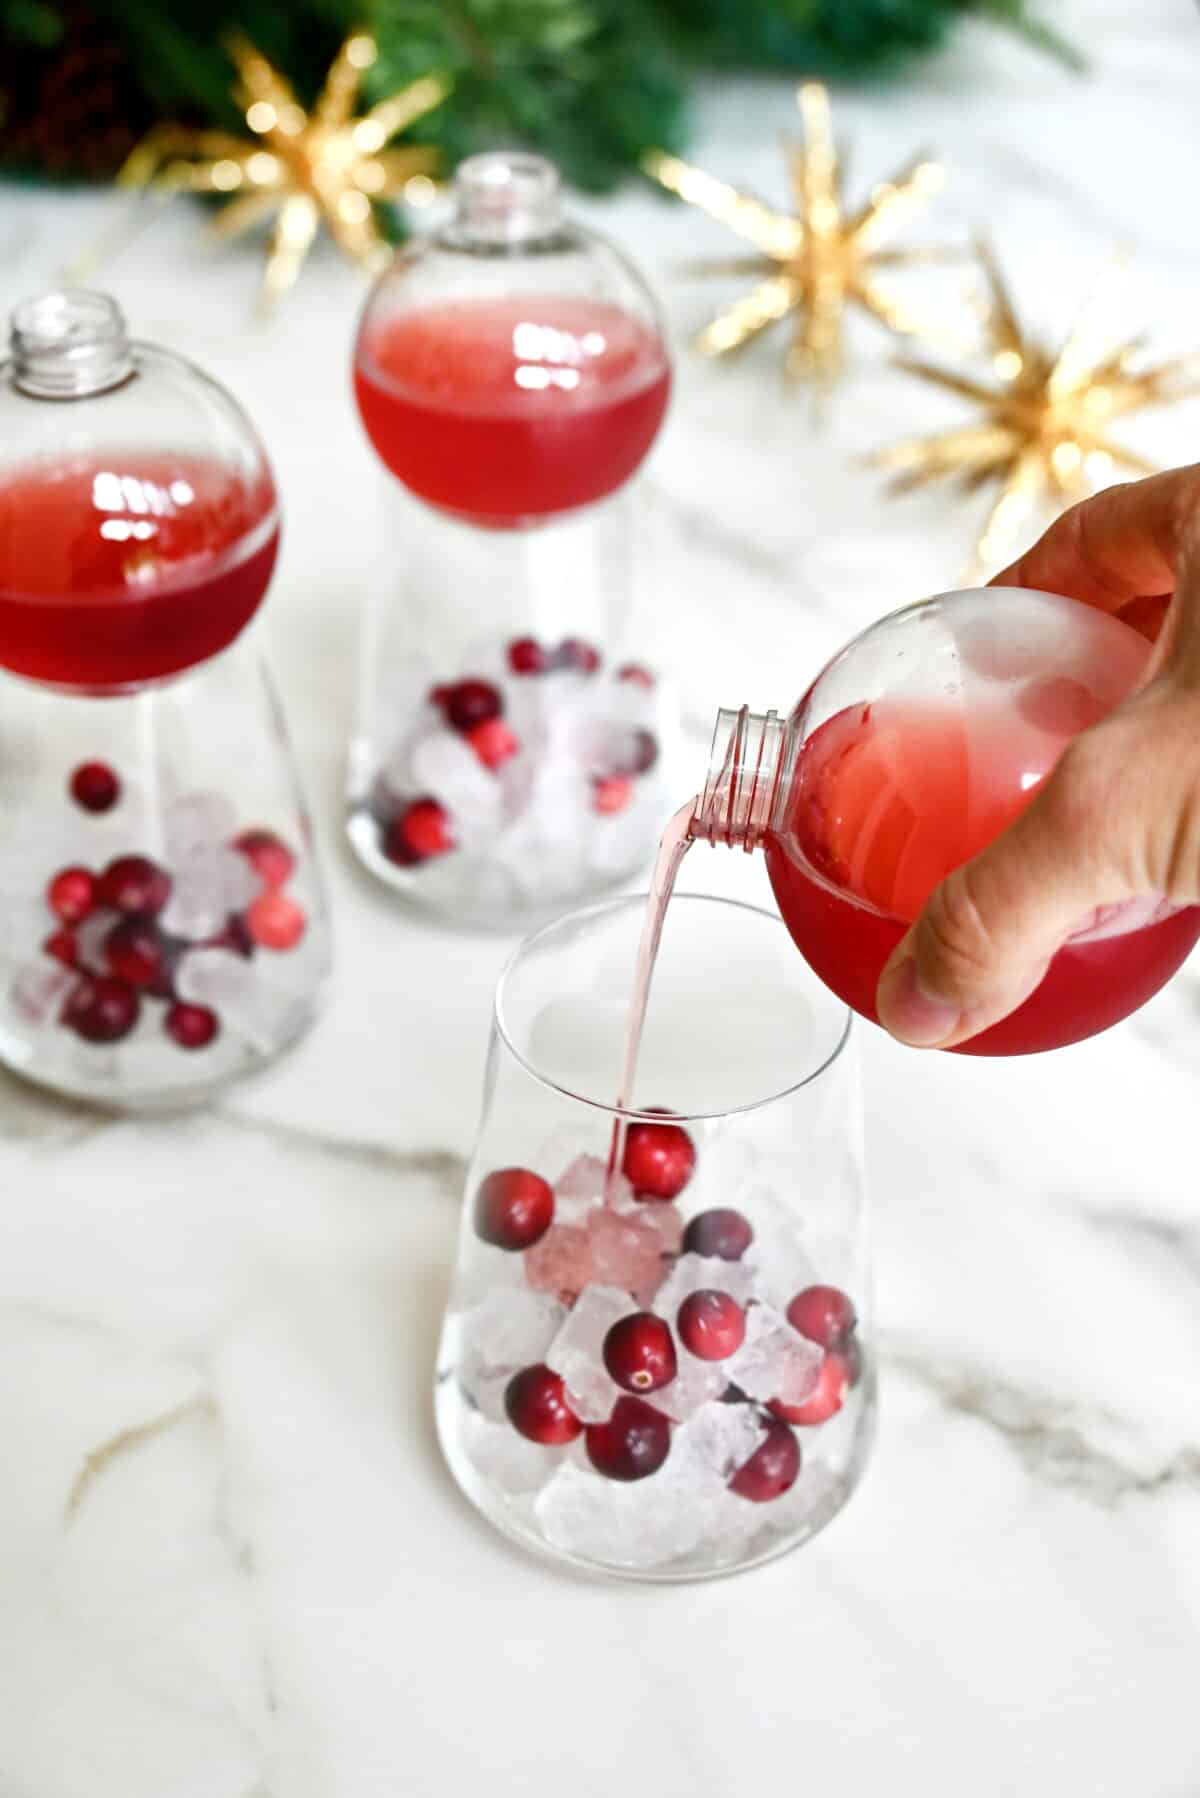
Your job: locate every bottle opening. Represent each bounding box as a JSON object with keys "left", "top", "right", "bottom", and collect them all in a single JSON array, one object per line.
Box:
[
  {"left": 451, "top": 151, "right": 563, "bottom": 245},
  {"left": 9, "top": 288, "right": 135, "bottom": 399},
  {"left": 691, "top": 706, "right": 788, "bottom": 852}
]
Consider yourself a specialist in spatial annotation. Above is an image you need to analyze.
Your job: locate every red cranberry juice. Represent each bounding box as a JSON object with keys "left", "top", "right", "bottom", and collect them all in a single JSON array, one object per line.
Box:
[
  {"left": 0, "top": 452, "right": 279, "bottom": 689},
  {"left": 354, "top": 296, "right": 670, "bottom": 526},
  {"left": 765, "top": 698, "right": 1200, "bottom": 1055}
]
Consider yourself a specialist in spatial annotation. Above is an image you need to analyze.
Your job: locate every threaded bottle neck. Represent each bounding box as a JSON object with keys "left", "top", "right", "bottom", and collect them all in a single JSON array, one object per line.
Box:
[
  {"left": 9, "top": 289, "right": 134, "bottom": 399},
  {"left": 446, "top": 151, "right": 564, "bottom": 247},
  {"left": 691, "top": 706, "right": 789, "bottom": 852}
]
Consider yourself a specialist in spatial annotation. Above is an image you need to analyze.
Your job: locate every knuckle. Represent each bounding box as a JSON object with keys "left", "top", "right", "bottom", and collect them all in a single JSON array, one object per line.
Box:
[{"left": 916, "top": 867, "right": 998, "bottom": 1002}]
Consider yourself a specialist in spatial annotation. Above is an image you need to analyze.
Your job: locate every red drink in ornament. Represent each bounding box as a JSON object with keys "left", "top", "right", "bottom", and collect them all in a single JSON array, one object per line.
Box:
[
  {"left": 353, "top": 295, "right": 671, "bottom": 526},
  {"left": 765, "top": 695, "right": 1200, "bottom": 1055},
  {"left": 0, "top": 452, "right": 279, "bottom": 690}
]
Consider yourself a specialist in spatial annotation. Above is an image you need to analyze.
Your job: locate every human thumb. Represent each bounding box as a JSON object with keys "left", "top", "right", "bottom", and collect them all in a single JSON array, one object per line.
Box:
[{"left": 874, "top": 714, "right": 1149, "bottom": 1049}]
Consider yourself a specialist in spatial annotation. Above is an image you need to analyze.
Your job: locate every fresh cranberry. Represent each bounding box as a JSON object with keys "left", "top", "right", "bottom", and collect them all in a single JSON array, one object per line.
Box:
[
  {"left": 585, "top": 1395, "right": 671, "bottom": 1481},
  {"left": 467, "top": 717, "right": 520, "bottom": 771},
  {"left": 60, "top": 974, "right": 140, "bottom": 1043},
  {"left": 620, "top": 728, "right": 659, "bottom": 776},
  {"left": 555, "top": 637, "right": 602, "bottom": 674},
  {"left": 508, "top": 637, "right": 548, "bottom": 675},
  {"left": 246, "top": 891, "right": 306, "bottom": 951},
  {"left": 593, "top": 775, "right": 634, "bottom": 815},
  {"left": 474, "top": 1167, "right": 554, "bottom": 1250},
  {"left": 43, "top": 928, "right": 79, "bottom": 969},
  {"left": 617, "top": 664, "right": 656, "bottom": 689},
  {"left": 445, "top": 679, "right": 503, "bottom": 733},
  {"left": 786, "top": 1285, "right": 858, "bottom": 1351},
  {"left": 729, "top": 1417, "right": 801, "bottom": 1502},
  {"left": 843, "top": 1336, "right": 864, "bottom": 1388},
  {"left": 69, "top": 761, "right": 120, "bottom": 813},
  {"left": 98, "top": 855, "right": 171, "bottom": 917},
  {"left": 769, "top": 1352, "right": 851, "bottom": 1427},
  {"left": 104, "top": 917, "right": 168, "bottom": 988},
  {"left": 429, "top": 682, "right": 455, "bottom": 712},
  {"left": 233, "top": 827, "right": 295, "bottom": 889},
  {"left": 385, "top": 797, "right": 455, "bottom": 865},
  {"left": 505, "top": 1364, "right": 582, "bottom": 1445},
  {"left": 603, "top": 1312, "right": 677, "bottom": 1394},
  {"left": 676, "top": 1290, "right": 745, "bottom": 1361},
  {"left": 206, "top": 912, "right": 255, "bottom": 959},
  {"left": 681, "top": 1207, "right": 754, "bottom": 1261},
  {"left": 164, "top": 1001, "right": 220, "bottom": 1050},
  {"left": 46, "top": 866, "right": 97, "bottom": 924},
  {"left": 622, "top": 1118, "right": 696, "bottom": 1201}
]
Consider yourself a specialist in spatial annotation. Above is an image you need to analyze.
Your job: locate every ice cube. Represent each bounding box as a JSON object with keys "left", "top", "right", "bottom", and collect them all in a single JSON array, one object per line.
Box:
[
  {"left": 653, "top": 1253, "right": 755, "bottom": 1321},
  {"left": 729, "top": 1303, "right": 822, "bottom": 1406},
  {"left": 176, "top": 946, "right": 256, "bottom": 1011},
  {"left": 75, "top": 909, "right": 117, "bottom": 974},
  {"left": 161, "top": 849, "right": 232, "bottom": 940},
  {"left": 463, "top": 1409, "right": 562, "bottom": 1497},
  {"left": 652, "top": 1350, "right": 727, "bottom": 1423},
  {"left": 9, "top": 960, "right": 75, "bottom": 1025},
  {"left": 554, "top": 1154, "right": 608, "bottom": 1222},
  {"left": 164, "top": 790, "right": 238, "bottom": 860},
  {"left": 545, "top": 1285, "right": 632, "bottom": 1423},
  {"left": 535, "top": 1460, "right": 705, "bottom": 1570},
  {"left": 456, "top": 1289, "right": 566, "bottom": 1383},
  {"left": 673, "top": 1400, "right": 768, "bottom": 1490},
  {"left": 408, "top": 730, "right": 503, "bottom": 833},
  {"left": 524, "top": 1222, "right": 594, "bottom": 1305},
  {"left": 738, "top": 1187, "right": 820, "bottom": 1310},
  {"left": 586, "top": 1206, "right": 669, "bottom": 1305}
]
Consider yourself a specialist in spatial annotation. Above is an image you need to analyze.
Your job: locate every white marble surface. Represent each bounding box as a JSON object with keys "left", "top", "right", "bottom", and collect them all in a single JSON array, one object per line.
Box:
[{"left": 3, "top": 2, "right": 1200, "bottom": 1791}]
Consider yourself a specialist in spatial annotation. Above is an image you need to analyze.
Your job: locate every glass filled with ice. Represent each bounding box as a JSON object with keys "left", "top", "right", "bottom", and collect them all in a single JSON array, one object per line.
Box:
[{"left": 436, "top": 893, "right": 872, "bottom": 1581}]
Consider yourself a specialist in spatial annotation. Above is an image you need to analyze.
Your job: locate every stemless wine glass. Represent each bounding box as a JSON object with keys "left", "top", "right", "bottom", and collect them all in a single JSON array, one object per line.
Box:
[{"left": 436, "top": 893, "right": 872, "bottom": 1582}]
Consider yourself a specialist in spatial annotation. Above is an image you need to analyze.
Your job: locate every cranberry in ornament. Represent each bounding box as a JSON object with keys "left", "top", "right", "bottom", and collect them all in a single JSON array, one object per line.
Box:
[
  {"left": 104, "top": 917, "right": 169, "bottom": 988},
  {"left": 682, "top": 1208, "right": 754, "bottom": 1262},
  {"left": 585, "top": 1396, "right": 671, "bottom": 1482},
  {"left": 556, "top": 638, "right": 602, "bottom": 675},
  {"left": 233, "top": 828, "right": 295, "bottom": 889},
  {"left": 444, "top": 680, "right": 503, "bottom": 734},
  {"left": 385, "top": 798, "right": 455, "bottom": 865},
  {"left": 593, "top": 776, "right": 633, "bottom": 816},
  {"left": 676, "top": 1290, "right": 745, "bottom": 1361},
  {"left": 165, "top": 1002, "right": 220, "bottom": 1050},
  {"left": 60, "top": 974, "right": 140, "bottom": 1044},
  {"left": 98, "top": 855, "right": 171, "bottom": 918},
  {"left": 508, "top": 637, "right": 548, "bottom": 675},
  {"left": 47, "top": 867, "right": 97, "bottom": 924},
  {"left": 69, "top": 761, "right": 121, "bottom": 813},
  {"left": 467, "top": 717, "right": 520, "bottom": 771},
  {"left": 246, "top": 891, "right": 307, "bottom": 951},
  {"left": 474, "top": 1167, "right": 554, "bottom": 1250},
  {"left": 786, "top": 1285, "right": 858, "bottom": 1352},
  {"left": 505, "top": 1364, "right": 582, "bottom": 1445},
  {"left": 729, "top": 1417, "right": 801, "bottom": 1503},
  {"left": 617, "top": 664, "right": 655, "bottom": 689},
  {"left": 622, "top": 1117, "right": 696, "bottom": 1201},
  {"left": 43, "top": 929, "right": 79, "bottom": 969},
  {"left": 603, "top": 1312, "right": 677, "bottom": 1394}
]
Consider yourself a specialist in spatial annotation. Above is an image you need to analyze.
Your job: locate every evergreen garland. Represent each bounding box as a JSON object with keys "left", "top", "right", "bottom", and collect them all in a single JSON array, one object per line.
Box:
[{"left": 0, "top": 0, "right": 1076, "bottom": 192}]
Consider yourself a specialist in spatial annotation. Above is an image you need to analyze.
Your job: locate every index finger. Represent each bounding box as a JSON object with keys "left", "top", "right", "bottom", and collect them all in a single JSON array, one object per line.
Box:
[{"left": 990, "top": 465, "right": 1200, "bottom": 618}]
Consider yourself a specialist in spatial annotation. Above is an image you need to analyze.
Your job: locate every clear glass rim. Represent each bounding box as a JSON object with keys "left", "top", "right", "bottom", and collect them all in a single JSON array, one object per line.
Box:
[{"left": 492, "top": 891, "right": 854, "bottom": 1125}]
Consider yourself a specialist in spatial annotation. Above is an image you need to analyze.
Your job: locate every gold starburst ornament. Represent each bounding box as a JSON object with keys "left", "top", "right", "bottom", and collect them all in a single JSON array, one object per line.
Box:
[
  {"left": 643, "top": 82, "right": 953, "bottom": 392},
  {"left": 875, "top": 245, "right": 1200, "bottom": 571},
  {"left": 108, "top": 32, "right": 449, "bottom": 310}
]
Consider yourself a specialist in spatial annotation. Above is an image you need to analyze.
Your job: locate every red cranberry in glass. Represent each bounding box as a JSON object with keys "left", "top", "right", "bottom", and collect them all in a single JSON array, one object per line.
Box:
[
  {"left": 508, "top": 637, "right": 548, "bottom": 675},
  {"left": 164, "top": 1001, "right": 220, "bottom": 1050},
  {"left": 769, "top": 1352, "right": 850, "bottom": 1427},
  {"left": 47, "top": 866, "right": 97, "bottom": 924},
  {"left": 207, "top": 912, "right": 255, "bottom": 959},
  {"left": 445, "top": 679, "right": 503, "bottom": 733},
  {"left": 626, "top": 729, "right": 659, "bottom": 775},
  {"left": 617, "top": 664, "right": 655, "bottom": 689},
  {"left": 385, "top": 797, "right": 455, "bottom": 865},
  {"left": 474, "top": 1166, "right": 554, "bottom": 1250},
  {"left": 43, "top": 928, "right": 79, "bottom": 969},
  {"left": 69, "top": 761, "right": 121, "bottom": 814},
  {"left": 676, "top": 1290, "right": 745, "bottom": 1361},
  {"left": 246, "top": 891, "right": 307, "bottom": 951},
  {"left": 98, "top": 855, "right": 171, "bottom": 917},
  {"left": 467, "top": 717, "right": 520, "bottom": 770},
  {"left": 593, "top": 775, "right": 633, "bottom": 816},
  {"left": 233, "top": 827, "right": 295, "bottom": 889},
  {"left": 585, "top": 1395, "right": 671, "bottom": 1481},
  {"left": 60, "top": 974, "right": 140, "bottom": 1043},
  {"left": 429, "top": 683, "right": 455, "bottom": 712},
  {"left": 729, "top": 1416, "right": 801, "bottom": 1502},
  {"left": 505, "top": 1364, "right": 582, "bottom": 1445},
  {"left": 786, "top": 1285, "right": 858, "bottom": 1352},
  {"left": 681, "top": 1207, "right": 754, "bottom": 1261},
  {"left": 622, "top": 1117, "right": 696, "bottom": 1201},
  {"left": 555, "top": 637, "right": 602, "bottom": 674},
  {"left": 104, "top": 917, "right": 168, "bottom": 988},
  {"left": 602, "top": 1312, "right": 677, "bottom": 1394}
]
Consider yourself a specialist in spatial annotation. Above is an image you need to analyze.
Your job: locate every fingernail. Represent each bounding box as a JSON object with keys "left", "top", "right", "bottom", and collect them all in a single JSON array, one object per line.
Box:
[{"left": 876, "top": 956, "right": 961, "bottom": 1048}]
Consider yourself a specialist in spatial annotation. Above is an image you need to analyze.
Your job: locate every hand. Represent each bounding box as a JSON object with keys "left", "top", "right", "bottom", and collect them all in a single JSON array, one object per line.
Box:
[{"left": 875, "top": 466, "right": 1200, "bottom": 1048}]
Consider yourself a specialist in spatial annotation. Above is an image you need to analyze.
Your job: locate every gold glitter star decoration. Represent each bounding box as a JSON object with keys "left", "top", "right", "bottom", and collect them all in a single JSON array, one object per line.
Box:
[
  {"left": 106, "top": 31, "right": 450, "bottom": 310},
  {"left": 642, "top": 82, "right": 952, "bottom": 393},
  {"left": 873, "top": 244, "right": 1200, "bottom": 571}
]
